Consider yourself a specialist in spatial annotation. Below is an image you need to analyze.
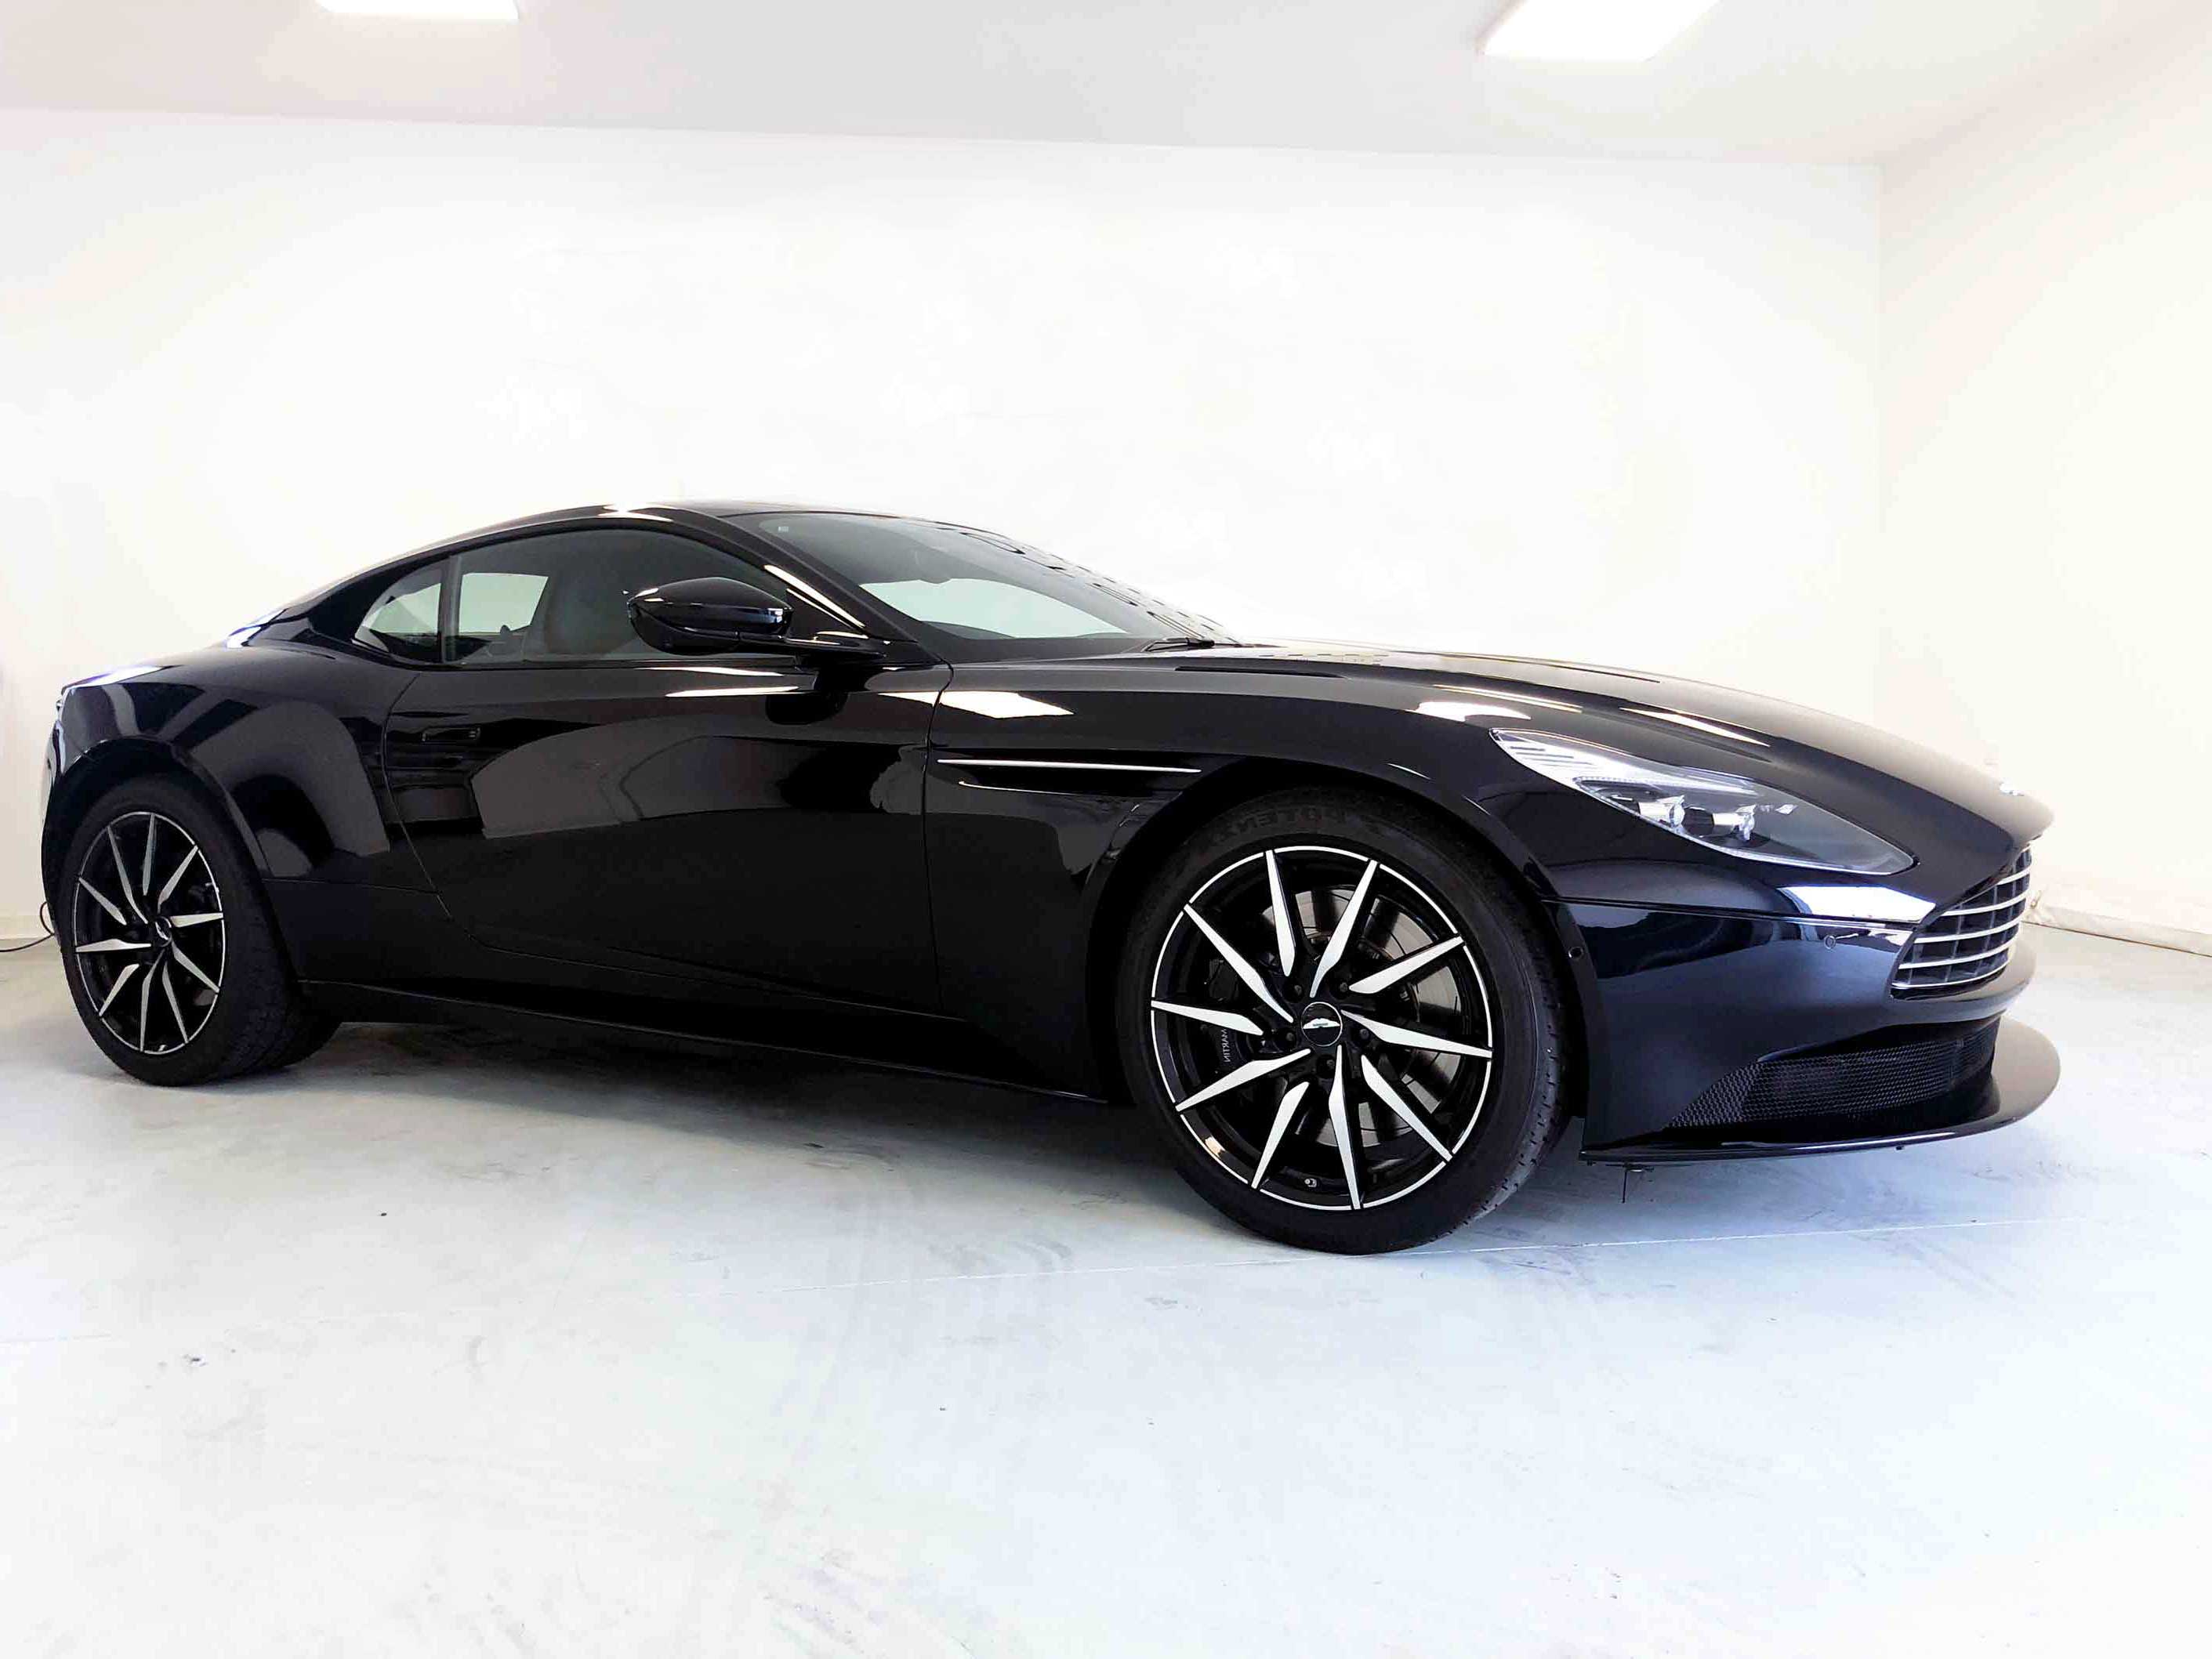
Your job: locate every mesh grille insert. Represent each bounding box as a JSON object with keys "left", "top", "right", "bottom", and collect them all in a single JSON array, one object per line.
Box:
[{"left": 1672, "top": 1020, "right": 2002, "bottom": 1130}]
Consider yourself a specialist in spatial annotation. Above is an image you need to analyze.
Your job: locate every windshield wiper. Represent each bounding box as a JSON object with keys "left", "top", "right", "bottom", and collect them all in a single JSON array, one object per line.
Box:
[{"left": 1143, "top": 636, "right": 1235, "bottom": 651}]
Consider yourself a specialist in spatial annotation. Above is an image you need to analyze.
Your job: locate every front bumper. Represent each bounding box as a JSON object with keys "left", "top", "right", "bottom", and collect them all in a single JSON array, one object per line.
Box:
[
  {"left": 1553, "top": 900, "right": 2056, "bottom": 1161},
  {"left": 1583, "top": 1017, "right": 2057, "bottom": 1163}
]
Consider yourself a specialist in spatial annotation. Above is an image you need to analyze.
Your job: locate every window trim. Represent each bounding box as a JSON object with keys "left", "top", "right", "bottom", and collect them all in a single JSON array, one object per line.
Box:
[
  {"left": 417, "top": 524, "right": 923, "bottom": 672},
  {"left": 311, "top": 514, "right": 936, "bottom": 671}
]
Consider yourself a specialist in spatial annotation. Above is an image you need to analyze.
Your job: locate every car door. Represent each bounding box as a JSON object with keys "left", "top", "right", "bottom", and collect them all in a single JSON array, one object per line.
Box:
[{"left": 382, "top": 524, "right": 948, "bottom": 1011}]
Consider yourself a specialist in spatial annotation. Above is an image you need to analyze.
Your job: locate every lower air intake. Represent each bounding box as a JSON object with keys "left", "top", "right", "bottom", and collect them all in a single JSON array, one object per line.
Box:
[{"left": 1671, "top": 1020, "right": 2002, "bottom": 1131}]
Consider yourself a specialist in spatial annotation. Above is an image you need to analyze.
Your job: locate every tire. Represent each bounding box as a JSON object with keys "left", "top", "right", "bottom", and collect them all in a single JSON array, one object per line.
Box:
[
  {"left": 1115, "top": 788, "right": 1568, "bottom": 1253},
  {"left": 56, "top": 775, "right": 336, "bottom": 1085}
]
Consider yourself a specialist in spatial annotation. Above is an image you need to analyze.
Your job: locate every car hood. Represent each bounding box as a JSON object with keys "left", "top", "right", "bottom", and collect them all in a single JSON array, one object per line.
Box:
[{"left": 1191, "top": 640, "right": 2054, "bottom": 855}]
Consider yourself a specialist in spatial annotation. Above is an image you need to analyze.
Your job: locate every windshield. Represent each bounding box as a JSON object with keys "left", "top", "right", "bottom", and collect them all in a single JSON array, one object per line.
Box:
[{"left": 731, "top": 512, "right": 1225, "bottom": 659}]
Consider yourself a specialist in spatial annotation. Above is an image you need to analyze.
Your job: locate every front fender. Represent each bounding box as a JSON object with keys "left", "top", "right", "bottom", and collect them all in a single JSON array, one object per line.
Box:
[{"left": 47, "top": 644, "right": 427, "bottom": 895}]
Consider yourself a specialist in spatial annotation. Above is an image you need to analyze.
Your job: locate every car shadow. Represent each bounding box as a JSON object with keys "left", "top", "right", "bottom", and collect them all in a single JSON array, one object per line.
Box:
[
  {"left": 263, "top": 1019, "right": 1633, "bottom": 1237},
  {"left": 10, "top": 979, "right": 2025, "bottom": 1256}
]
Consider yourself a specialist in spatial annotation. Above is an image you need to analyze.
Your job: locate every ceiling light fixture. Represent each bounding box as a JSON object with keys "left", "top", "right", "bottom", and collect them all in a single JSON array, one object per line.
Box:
[
  {"left": 1481, "top": 0, "right": 1722, "bottom": 63},
  {"left": 317, "top": 0, "right": 519, "bottom": 20}
]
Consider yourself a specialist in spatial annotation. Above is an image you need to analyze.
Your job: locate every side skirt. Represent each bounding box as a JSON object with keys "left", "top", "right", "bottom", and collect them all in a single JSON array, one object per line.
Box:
[{"left": 300, "top": 980, "right": 1105, "bottom": 1104}]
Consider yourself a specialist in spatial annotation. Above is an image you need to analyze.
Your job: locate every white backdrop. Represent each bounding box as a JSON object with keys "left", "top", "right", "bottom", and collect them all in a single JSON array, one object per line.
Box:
[
  {"left": 0, "top": 110, "right": 1884, "bottom": 933},
  {"left": 1881, "top": 20, "right": 2212, "bottom": 953}
]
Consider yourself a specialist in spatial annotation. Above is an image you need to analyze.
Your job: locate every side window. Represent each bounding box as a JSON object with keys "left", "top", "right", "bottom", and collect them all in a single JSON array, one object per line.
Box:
[
  {"left": 453, "top": 571, "right": 549, "bottom": 650},
  {"left": 444, "top": 530, "right": 827, "bottom": 666},
  {"left": 352, "top": 562, "right": 444, "bottom": 664}
]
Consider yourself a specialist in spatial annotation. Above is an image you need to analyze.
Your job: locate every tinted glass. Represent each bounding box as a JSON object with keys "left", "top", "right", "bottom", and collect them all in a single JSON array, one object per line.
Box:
[
  {"left": 737, "top": 513, "right": 1221, "bottom": 657},
  {"left": 455, "top": 570, "right": 548, "bottom": 639},
  {"left": 444, "top": 529, "right": 825, "bottom": 665},
  {"left": 353, "top": 562, "right": 443, "bottom": 664}
]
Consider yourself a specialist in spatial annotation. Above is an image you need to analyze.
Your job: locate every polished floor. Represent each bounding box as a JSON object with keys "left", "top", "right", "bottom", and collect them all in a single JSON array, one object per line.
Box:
[{"left": 2, "top": 925, "right": 2206, "bottom": 1657}]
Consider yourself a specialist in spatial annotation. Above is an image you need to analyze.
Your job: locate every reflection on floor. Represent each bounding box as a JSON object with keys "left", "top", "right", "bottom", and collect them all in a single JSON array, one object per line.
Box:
[{"left": 2, "top": 925, "right": 2205, "bottom": 1656}]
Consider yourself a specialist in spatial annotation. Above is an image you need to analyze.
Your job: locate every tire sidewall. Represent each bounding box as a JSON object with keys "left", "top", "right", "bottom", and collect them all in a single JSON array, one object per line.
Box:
[{"left": 1115, "top": 790, "right": 1563, "bottom": 1252}]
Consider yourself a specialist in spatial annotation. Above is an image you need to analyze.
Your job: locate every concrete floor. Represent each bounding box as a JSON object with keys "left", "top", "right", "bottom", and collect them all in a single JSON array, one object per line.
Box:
[{"left": 2, "top": 925, "right": 2206, "bottom": 1657}]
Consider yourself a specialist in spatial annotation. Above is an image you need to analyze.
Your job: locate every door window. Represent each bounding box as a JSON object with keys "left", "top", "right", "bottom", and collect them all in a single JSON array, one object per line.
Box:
[{"left": 443, "top": 530, "right": 822, "bottom": 665}]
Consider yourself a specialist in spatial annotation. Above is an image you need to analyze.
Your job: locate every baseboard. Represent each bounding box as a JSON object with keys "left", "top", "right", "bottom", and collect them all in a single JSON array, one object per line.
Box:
[
  {"left": 0, "top": 913, "right": 49, "bottom": 946},
  {"left": 2033, "top": 903, "right": 2212, "bottom": 959}
]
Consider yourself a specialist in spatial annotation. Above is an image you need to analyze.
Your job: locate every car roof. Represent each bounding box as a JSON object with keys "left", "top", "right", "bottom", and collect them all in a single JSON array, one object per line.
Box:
[
  {"left": 430, "top": 500, "right": 916, "bottom": 545},
  {"left": 272, "top": 500, "right": 906, "bottom": 621}
]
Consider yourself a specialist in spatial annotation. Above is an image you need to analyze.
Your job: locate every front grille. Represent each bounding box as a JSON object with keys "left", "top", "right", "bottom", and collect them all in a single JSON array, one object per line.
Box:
[
  {"left": 1891, "top": 846, "right": 2033, "bottom": 996},
  {"left": 1672, "top": 1019, "right": 2002, "bottom": 1130}
]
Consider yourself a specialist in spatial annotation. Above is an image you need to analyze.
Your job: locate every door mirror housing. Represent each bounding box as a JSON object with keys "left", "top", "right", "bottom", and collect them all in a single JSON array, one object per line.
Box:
[
  {"left": 628, "top": 576, "right": 884, "bottom": 661},
  {"left": 629, "top": 576, "right": 789, "bottom": 653}
]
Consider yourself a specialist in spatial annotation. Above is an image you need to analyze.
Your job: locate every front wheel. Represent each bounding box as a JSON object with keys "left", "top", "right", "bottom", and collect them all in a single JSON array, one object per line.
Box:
[{"left": 1115, "top": 789, "right": 1568, "bottom": 1253}]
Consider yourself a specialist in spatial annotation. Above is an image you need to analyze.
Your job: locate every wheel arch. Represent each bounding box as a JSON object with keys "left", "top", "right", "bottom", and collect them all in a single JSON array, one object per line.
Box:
[
  {"left": 1081, "top": 758, "right": 1590, "bottom": 1114},
  {"left": 42, "top": 741, "right": 263, "bottom": 911}
]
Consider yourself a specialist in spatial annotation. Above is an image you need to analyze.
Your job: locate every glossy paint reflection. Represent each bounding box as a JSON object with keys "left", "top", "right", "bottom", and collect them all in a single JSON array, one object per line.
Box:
[{"left": 386, "top": 661, "right": 947, "bottom": 1005}]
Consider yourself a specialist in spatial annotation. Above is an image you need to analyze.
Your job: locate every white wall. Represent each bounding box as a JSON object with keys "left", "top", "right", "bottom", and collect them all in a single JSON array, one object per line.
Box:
[
  {"left": 0, "top": 110, "right": 1881, "bottom": 933},
  {"left": 1880, "top": 13, "right": 2212, "bottom": 952}
]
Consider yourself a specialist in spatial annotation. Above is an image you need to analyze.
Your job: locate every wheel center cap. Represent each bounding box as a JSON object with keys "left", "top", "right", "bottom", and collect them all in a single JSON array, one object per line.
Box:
[{"left": 1297, "top": 1002, "right": 1344, "bottom": 1048}]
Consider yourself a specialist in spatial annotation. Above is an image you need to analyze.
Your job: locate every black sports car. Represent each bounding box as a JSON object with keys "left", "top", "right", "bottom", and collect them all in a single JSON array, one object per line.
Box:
[{"left": 42, "top": 503, "right": 2058, "bottom": 1252}]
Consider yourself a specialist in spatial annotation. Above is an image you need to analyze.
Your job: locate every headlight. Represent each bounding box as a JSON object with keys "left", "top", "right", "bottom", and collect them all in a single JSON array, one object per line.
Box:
[{"left": 1492, "top": 730, "right": 1912, "bottom": 875}]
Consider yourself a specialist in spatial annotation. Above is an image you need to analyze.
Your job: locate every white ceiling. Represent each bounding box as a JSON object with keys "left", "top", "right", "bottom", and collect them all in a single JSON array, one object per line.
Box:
[{"left": 0, "top": 0, "right": 2198, "bottom": 163}]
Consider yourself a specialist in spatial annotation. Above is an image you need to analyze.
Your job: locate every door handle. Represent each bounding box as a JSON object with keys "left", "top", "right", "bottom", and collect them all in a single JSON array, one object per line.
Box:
[{"left": 419, "top": 726, "right": 482, "bottom": 744}]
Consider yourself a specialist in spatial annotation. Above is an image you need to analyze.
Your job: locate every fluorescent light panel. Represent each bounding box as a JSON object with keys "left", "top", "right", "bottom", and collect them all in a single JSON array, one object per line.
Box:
[
  {"left": 317, "top": 0, "right": 518, "bottom": 19},
  {"left": 1483, "top": 0, "right": 1722, "bottom": 62}
]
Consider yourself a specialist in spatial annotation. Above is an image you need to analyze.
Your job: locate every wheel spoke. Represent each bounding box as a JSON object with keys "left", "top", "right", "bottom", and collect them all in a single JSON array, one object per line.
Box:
[
  {"left": 141, "top": 816, "right": 158, "bottom": 897},
  {"left": 1249, "top": 1078, "right": 1311, "bottom": 1189},
  {"left": 136, "top": 962, "right": 154, "bottom": 1050},
  {"left": 1325, "top": 1049, "right": 1362, "bottom": 1208},
  {"left": 1150, "top": 999, "right": 1264, "bottom": 1038},
  {"left": 78, "top": 877, "right": 129, "bottom": 929},
  {"left": 161, "top": 961, "right": 188, "bottom": 1049},
  {"left": 95, "top": 962, "right": 141, "bottom": 1016},
  {"left": 163, "top": 912, "right": 223, "bottom": 929},
  {"left": 106, "top": 824, "right": 147, "bottom": 920},
  {"left": 169, "top": 943, "right": 220, "bottom": 997},
  {"left": 1345, "top": 1011, "right": 1491, "bottom": 1060},
  {"left": 1182, "top": 904, "right": 1293, "bottom": 1024},
  {"left": 1307, "top": 859, "right": 1378, "bottom": 996},
  {"left": 1156, "top": 845, "right": 1498, "bottom": 1216},
  {"left": 1344, "top": 935, "right": 1463, "bottom": 997},
  {"left": 1172, "top": 1049, "right": 1309, "bottom": 1115},
  {"left": 75, "top": 937, "right": 150, "bottom": 954},
  {"left": 1360, "top": 1054, "right": 1456, "bottom": 1161},
  {"left": 1264, "top": 849, "right": 1296, "bottom": 976},
  {"left": 155, "top": 848, "right": 200, "bottom": 908}
]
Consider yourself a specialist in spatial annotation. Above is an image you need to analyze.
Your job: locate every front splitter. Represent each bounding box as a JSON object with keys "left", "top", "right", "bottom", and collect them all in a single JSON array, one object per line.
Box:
[{"left": 1581, "top": 1019, "right": 2060, "bottom": 1165}]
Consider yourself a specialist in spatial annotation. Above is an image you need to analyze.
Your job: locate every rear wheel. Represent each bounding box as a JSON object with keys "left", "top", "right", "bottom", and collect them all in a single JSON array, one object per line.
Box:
[
  {"left": 57, "top": 776, "right": 335, "bottom": 1085},
  {"left": 1115, "top": 788, "right": 1567, "bottom": 1253}
]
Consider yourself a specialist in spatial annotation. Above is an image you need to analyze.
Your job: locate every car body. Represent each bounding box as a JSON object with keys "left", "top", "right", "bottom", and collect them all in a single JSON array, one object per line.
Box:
[{"left": 42, "top": 501, "right": 2057, "bottom": 1205}]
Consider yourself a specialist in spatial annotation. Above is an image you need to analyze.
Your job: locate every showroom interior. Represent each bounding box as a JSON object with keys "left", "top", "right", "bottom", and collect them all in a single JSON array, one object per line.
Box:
[{"left": 2, "top": 0, "right": 2207, "bottom": 1653}]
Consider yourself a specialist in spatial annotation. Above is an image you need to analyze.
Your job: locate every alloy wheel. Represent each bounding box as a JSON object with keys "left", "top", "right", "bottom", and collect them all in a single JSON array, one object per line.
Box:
[
  {"left": 1148, "top": 844, "right": 1496, "bottom": 1211},
  {"left": 70, "top": 810, "right": 227, "bottom": 1056}
]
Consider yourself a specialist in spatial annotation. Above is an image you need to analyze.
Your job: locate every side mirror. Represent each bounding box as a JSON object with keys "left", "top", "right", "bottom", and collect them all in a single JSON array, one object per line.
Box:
[
  {"left": 629, "top": 575, "right": 889, "bottom": 661},
  {"left": 628, "top": 577, "right": 792, "bottom": 654}
]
